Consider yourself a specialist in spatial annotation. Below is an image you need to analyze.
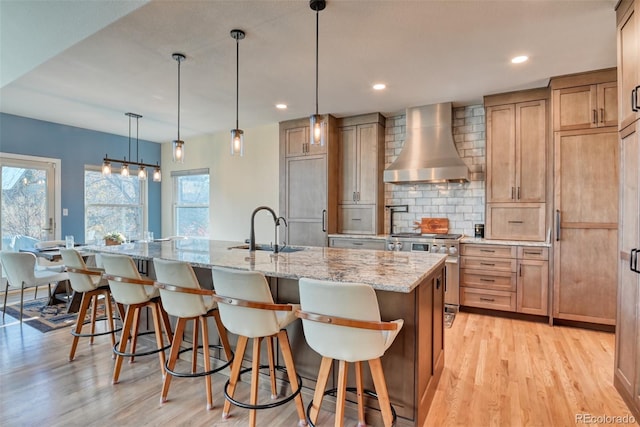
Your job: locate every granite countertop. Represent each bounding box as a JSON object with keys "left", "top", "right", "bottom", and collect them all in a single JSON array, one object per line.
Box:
[
  {"left": 461, "top": 237, "right": 552, "bottom": 247},
  {"left": 85, "top": 239, "right": 446, "bottom": 293}
]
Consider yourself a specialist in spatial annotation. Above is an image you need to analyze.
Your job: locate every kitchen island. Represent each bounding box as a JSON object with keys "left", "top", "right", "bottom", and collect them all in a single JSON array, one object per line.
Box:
[{"left": 86, "top": 239, "right": 446, "bottom": 427}]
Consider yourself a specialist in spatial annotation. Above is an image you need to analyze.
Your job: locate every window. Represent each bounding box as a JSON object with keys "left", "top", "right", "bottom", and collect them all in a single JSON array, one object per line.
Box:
[
  {"left": 172, "top": 169, "right": 209, "bottom": 238},
  {"left": 84, "top": 167, "right": 145, "bottom": 243}
]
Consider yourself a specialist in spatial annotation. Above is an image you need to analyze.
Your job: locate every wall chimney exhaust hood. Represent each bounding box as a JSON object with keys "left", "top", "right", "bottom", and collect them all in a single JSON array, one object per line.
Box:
[{"left": 383, "top": 102, "right": 470, "bottom": 184}]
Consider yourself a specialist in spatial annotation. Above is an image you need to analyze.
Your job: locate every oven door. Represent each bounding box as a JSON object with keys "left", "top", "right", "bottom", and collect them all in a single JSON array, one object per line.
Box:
[{"left": 444, "top": 257, "right": 459, "bottom": 308}]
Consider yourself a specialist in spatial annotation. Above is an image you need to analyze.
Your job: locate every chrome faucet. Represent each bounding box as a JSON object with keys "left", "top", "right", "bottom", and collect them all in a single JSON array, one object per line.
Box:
[{"left": 249, "top": 206, "right": 285, "bottom": 253}]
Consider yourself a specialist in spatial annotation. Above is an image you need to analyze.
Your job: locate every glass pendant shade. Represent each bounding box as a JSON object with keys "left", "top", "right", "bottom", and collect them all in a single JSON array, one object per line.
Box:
[
  {"left": 153, "top": 166, "right": 162, "bottom": 182},
  {"left": 138, "top": 166, "right": 147, "bottom": 180},
  {"left": 310, "top": 114, "right": 325, "bottom": 146},
  {"left": 173, "top": 140, "right": 184, "bottom": 163},
  {"left": 102, "top": 159, "right": 112, "bottom": 176},
  {"left": 121, "top": 163, "right": 130, "bottom": 177},
  {"left": 230, "top": 129, "right": 244, "bottom": 156}
]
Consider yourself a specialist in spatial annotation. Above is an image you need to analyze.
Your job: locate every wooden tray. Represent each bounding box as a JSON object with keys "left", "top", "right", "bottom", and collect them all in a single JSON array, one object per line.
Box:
[{"left": 414, "top": 218, "right": 449, "bottom": 234}]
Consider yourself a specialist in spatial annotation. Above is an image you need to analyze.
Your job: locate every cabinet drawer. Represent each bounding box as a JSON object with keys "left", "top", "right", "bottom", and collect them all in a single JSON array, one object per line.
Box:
[
  {"left": 461, "top": 288, "right": 516, "bottom": 312},
  {"left": 338, "top": 205, "right": 376, "bottom": 234},
  {"left": 461, "top": 244, "right": 516, "bottom": 258},
  {"left": 486, "top": 203, "right": 546, "bottom": 241},
  {"left": 329, "top": 237, "right": 385, "bottom": 250},
  {"left": 460, "top": 256, "right": 516, "bottom": 272},
  {"left": 460, "top": 270, "right": 516, "bottom": 292},
  {"left": 517, "top": 246, "right": 549, "bottom": 260}
]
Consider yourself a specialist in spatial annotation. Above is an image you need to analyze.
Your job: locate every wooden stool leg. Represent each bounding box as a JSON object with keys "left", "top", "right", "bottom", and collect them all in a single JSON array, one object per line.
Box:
[
  {"left": 211, "top": 309, "right": 233, "bottom": 361},
  {"left": 266, "top": 336, "right": 278, "bottom": 399},
  {"left": 335, "top": 360, "right": 348, "bottom": 427},
  {"left": 151, "top": 302, "right": 167, "bottom": 378},
  {"left": 69, "top": 292, "right": 92, "bottom": 361},
  {"left": 309, "top": 356, "right": 333, "bottom": 425},
  {"left": 278, "top": 329, "right": 307, "bottom": 426},
  {"left": 103, "top": 290, "right": 117, "bottom": 350},
  {"left": 89, "top": 294, "right": 98, "bottom": 344},
  {"left": 161, "top": 317, "right": 185, "bottom": 403},
  {"left": 159, "top": 301, "right": 174, "bottom": 343},
  {"left": 249, "top": 337, "right": 262, "bottom": 427},
  {"left": 223, "top": 335, "right": 248, "bottom": 419},
  {"left": 113, "top": 305, "right": 136, "bottom": 384},
  {"left": 369, "top": 358, "right": 393, "bottom": 427},
  {"left": 191, "top": 317, "right": 199, "bottom": 374},
  {"left": 129, "top": 307, "right": 141, "bottom": 363},
  {"left": 200, "top": 316, "right": 213, "bottom": 410}
]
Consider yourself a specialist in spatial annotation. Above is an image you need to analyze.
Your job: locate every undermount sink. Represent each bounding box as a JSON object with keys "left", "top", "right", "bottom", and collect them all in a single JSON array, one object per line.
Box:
[{"left": 228, "top": 244, "right": 304, "bottom": 253}]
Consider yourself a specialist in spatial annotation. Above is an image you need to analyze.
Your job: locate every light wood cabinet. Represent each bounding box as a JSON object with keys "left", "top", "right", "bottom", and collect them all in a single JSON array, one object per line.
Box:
[
  {"left": 279, "top": 116, "right": 337, "bottom": 247},
  {"left": 553, "top": 82, "right": 618, "bottom": 130},
  {"left": 337, "top": 113, "right": 385, "bottom": 235},
  {"left": 484, "top": 88, "right": 548, "bottom": 241},
  {"left": 328, "top": 236, "right": 386, "bottom": 251},
  {"left": 617, "top": 0, "right": 640, "bottom": 131},
  {"left": 460, "top": 243, "right": 548, "bottom": 316}
]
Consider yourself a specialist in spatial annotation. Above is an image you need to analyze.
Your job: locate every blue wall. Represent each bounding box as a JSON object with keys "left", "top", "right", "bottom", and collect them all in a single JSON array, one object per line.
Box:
[{"left": 0, "top": 113, "right": 161, "bottom": 243}]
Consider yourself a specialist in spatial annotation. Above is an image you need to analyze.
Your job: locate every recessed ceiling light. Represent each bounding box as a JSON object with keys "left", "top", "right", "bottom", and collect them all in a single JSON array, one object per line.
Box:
[
  {"left": 511, "top": 55, "right": 529, "bottom": 64},
  {"left": 373, "top": 83, "right": 386, "bottom": 90},
  {"left": 276, "top": 104, "right": 287, "bottom": 110}
]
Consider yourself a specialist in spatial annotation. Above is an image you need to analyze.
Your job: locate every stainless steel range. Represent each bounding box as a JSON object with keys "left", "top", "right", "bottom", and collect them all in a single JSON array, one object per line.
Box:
[{"left": 385, "top": 233, "right": 462, "bottom": 311}]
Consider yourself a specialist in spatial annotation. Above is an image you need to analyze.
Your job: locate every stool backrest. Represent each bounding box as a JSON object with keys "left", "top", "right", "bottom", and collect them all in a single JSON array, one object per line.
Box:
[
  {"left": 34, "top": 240, "right": 65, "bottom": 250},
  {"left": 0, "top": 251, "right": 36, "bottom": 287},
  {"left": 60, "top": 248, "right": 100, "bottom": 293},
  {"left": 211, "top": 267, "right": 280, "bottom": 338},
  {"left": 153, "top": 258, "right": 209, "bottom": 318},
  {"left": 298, "top": 278, "right": 387, "bottom": 362},
  {"left": 101, "top": 253, "right": 155, "bottom": 305}
]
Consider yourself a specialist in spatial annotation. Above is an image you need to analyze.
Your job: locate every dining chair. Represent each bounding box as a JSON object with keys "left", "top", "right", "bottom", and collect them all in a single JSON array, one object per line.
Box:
[
  {"left": 297, "top": 278, "right": 403, "bottom": 427},
  {"left": 100, "top": 253, "right": 173, "bottom": 383},
  {"left": 211, "top": 266, "right": 306, "bottom": 427},
  {"left": 0, "top": 251, "right": 69, "bottom": 323},
  {"left": 34, "top": 240, "right": 69, "bottom": 300},
  {"left": 153, "top": 258, "right": 233, "bottom": 410},
  {"left": 60, "top": 248, "right": 123, "bottom": 361}
]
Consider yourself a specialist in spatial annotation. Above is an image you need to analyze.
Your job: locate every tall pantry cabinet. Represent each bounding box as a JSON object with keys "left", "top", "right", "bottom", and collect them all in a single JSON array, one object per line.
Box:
[
  {"left": 279, "top": 115, "right": 338, "bottom": 246},
  {"left": 551, "top": 68, "right": 618, "bottom": 326},
  {"left": 614, "top": 0, "right": 640, "bottom": 420}
]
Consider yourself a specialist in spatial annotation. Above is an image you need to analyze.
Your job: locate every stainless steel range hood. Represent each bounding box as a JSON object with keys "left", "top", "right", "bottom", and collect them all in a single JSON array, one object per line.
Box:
[{"left": 383, "top": 102, "right": 470, "bottom": 184}]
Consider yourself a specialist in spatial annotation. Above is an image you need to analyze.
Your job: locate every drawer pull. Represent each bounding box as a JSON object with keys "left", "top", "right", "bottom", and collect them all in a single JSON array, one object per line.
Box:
[
  {"left": 523, "top": 251, "right": 541, "bottom": 255},
  {"left": 480, "top": 297, "right": 495, "bottom": 302},
  {"left": 351, "top": 218, "right": 362, "bottom": 221},
  {"left": 508, "top": 220, "right": 524, "bottom": 224},
  {"left": 480, "top": 249, "right": 495, "bottom": 253},
  {"left": 480, "top": 278, "right": 495, "bottom": 282},
  {"left": 480, "top": 262, "right": 495, "bottom": 266},
  {"left": 352, "top": 242, "right": 364, "bottom": 246}
]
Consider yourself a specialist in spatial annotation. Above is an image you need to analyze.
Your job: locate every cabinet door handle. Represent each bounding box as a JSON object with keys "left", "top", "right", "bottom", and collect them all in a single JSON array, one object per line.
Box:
[
  {"left": 436, "top": 277, "right": 441, "bottom": 290},
  {"left": 322, "top": 209, "right": 327, "bottom": 232},
  {"left": 517, "top": 187, "right": 521, "bottom": 200},
  {"left": 600, "top": 108, "right": 604, "bottom": 123},
  {"left": 631, "top": 248, "right": 639, "bottom": 273},
  {"left": 519, "top": 264, "right": 522, "bottom": 277},
  {"left": 632, "top": 86, "right": 639, "bottom": 112},
  {"left": 592, "top": 109, "right": 597, "bottom": 124},
  {"left": 556, "top": 210, "right": 561, "bottom": 241},
  {"left": 353, "top": 192, "right": 356, "bottom": 202},
  {"left": 511, "top": 187, "right": 515, "bottom": 200},
  {"left": 357, "top": 192, "right": 360, "bottom": 201},
  {"left": 480, "top": 297, "right": 495, "bottom": 302}
]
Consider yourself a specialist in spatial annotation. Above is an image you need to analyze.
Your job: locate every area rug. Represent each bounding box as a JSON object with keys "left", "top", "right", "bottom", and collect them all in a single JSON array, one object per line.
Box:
[{"left": 1, "top": 298, "right": 96, "bottom": 333}]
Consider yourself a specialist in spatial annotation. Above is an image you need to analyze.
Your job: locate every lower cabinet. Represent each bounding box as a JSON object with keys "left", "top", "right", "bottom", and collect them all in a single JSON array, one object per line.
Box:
[{"left": 460, "top": 243, "right": 549, "bottom": 316}]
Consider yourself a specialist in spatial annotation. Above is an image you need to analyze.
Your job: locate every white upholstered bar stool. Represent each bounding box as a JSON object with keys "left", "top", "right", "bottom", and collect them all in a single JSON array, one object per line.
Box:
[
  {"left": 211, "top": 267, "right": 307, "bottom": 427},
  {"left": 297, "top": 278, "right": 403, "bottom": 427},
  {"left": 100, "top": 253, "right": 173, "bottom": 384},
  {"left": 0, "top": 251, "right": 69, "bottom": 323},
  {"left": 60, "top": 248, "right": 123, "bottom": 361},
  {"left": 153, "top": 258, "right": 234, "bottom": 410}
]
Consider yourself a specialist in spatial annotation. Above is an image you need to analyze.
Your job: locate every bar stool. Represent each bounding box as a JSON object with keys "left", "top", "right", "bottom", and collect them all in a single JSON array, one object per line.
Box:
[
  {"left": 211, "top": 267, "right": 307, "bottom": 427},
  {"left": 153, "top": 258, "right": 234, "bottom": 410},
  {"left": 100, "top": 253, "right": 173, "bottom": 383},
  {"left": 297, "top": 278, "right": 403, "bottom": 427},
  {"left": 60, "top": 248, "right": 123, "bottom": 361}
]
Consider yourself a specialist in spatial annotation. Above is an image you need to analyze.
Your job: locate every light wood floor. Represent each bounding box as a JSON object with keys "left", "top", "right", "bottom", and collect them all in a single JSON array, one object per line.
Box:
[{"left": 0, "top": 290, "right": 634, "bottom": 426}]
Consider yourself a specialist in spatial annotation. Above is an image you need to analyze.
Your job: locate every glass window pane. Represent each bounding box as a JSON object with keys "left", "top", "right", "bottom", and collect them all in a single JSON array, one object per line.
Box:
[
  {"left": 176, "top": 207, "right": 209, "bottom": 237},
  {"left": 85, "top": 172, "right": 141, "bottom": 205},
  {"left": 176, "top": 175, "right": 209, "bottom": 204}
]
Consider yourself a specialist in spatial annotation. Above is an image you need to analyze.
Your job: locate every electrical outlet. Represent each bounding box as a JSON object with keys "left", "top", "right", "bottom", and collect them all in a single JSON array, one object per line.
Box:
[{"left": 63, "top": 208, "right": 68, "bottom": 216}]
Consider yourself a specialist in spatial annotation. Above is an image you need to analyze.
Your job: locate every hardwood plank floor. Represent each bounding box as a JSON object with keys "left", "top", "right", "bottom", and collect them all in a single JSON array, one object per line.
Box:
[{"left": 0, "top": 291, "right": 634, "bottom": 426}]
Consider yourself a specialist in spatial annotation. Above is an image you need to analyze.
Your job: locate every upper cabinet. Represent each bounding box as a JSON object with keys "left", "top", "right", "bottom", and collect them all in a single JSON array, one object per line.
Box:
[
  {"left": 617, "top": 0, "right": 640, "bottom": 131},
  {"left": 283, "top": 125, "right": 326, "bottom": 157},
  {"left": 337, "top": 113, "right": 385, "bottom": 235},
  {"left": 484, "top": 88, "right": 549, "bottom": 241},
  {"left": 551, "top": 69, "right": 618, "bottom": 131}
]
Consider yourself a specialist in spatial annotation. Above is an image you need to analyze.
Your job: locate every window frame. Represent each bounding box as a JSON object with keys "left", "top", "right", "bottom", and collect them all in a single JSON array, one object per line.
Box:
[{"left": 171, "top": 168, "right": 210, "bottom": 238}]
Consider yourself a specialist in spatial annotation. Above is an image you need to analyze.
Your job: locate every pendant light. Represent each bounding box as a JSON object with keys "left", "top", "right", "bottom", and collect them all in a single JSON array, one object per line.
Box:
[
  {"left": 230, "top": 29, "right": 245, "bottom": 156},
  {"left": 309, "top": 0, "right": 326, "bottom": 146},
  {"left": 172, "top": 53, "right": 186, "bottom": 163},
  {"left": 101, "top": 112, "right": 161, "bottom": 181}
]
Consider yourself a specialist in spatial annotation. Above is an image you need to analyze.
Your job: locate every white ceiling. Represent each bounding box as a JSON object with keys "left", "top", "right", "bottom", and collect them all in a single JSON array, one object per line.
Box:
[{"left": 0, "top": 0, "right": 618, "bottom": 143}]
